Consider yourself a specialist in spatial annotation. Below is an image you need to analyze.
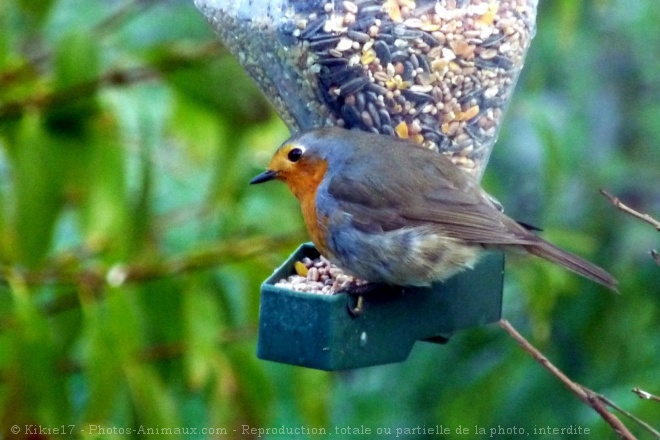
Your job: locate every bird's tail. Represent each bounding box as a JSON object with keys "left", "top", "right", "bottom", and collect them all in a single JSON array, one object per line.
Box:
[{"left": 525, "top": 239, "right": 619, "bottom": 292}]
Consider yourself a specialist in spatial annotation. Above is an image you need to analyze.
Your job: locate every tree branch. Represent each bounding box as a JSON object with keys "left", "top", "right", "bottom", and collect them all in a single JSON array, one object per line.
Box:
[
  {"left": 0, "top": 41, "right": 225, "bottom": 121},
  {"left": 633, "top": 388, "right": 660, "bottom": 404},
  {"left": 0, "top": 234, "right": 303, "bottom": 330},
  {"left": 499, "top": 319, "right": 638, "bottom": 440},
  {"left": 0, "top": 0, "right": 165, "bottom": 89},
  {"left": 598, "top": 393, "right": 660, "bottom": 438},
  {"left": 95, "top": 0, "right": 165, "bottom": 36},
  {"left": 2, "top": 234, "right": 298, "bottom": 288},
  {"left": 600, "top": 189, "right": 660, "bottom": 232}
]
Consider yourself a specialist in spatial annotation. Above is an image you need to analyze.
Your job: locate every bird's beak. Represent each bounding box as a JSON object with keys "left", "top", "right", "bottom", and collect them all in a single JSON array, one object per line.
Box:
[{"left": 249, "top": 169, "right": 278, "bottom": 185}]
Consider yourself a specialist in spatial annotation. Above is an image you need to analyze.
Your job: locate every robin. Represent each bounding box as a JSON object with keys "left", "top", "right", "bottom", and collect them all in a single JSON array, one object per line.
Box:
[{"left": 250, "top": 127, "right": 618, "bottom": 292}]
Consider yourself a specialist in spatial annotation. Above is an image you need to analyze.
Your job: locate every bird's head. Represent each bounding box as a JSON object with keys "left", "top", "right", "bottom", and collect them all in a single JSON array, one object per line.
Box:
[{"left": 249, "top": 127, "right": 351, "bottom": 198}]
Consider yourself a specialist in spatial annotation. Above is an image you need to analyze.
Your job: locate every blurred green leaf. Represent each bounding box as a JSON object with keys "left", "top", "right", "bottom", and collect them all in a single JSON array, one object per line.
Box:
[
  {"left": 124, "top": 363, "right": 180, "bottom": 435},
  {"left": 223, "top": 344, "right": 274, "bottom": 428},
  {"left": 10, "top": 113, "right": 65, "bottom": 266},
  {"left": 47, "top": 31, "right": 100, "bottom": 133},
  {"left": 170, "top": 94, "right": 224, "bottom": 164},
  {"left": 77, "top": 127, "right": 129, "bottom": 256},
  {"left": 16, "top": 0, "right": 54, "bottom": 29},
  {"left": 554, "top": 0, "right": 582, "bottom": 49},
  {"left": 105, "top": 286, "right": 144, "bottom": 359},
  {"left": 183, "top": 279, "right": 223, "bottom": 389},
  {"left": 0, "top": 3, "right": 15, "bottom": 69},
  {"left": 79, "top": 300, "right": 125, "bottom": 423},
  {"left": 155, "top": 48, "right": 271, "bottom": 129},
  {"left": 1, "top": 275, "right": 68, "bottom": 431}
]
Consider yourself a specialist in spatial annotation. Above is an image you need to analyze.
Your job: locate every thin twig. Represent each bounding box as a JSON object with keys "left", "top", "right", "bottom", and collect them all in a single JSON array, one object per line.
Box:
[
  {"left": 0, "top": 54, "right": 47, "bottom": 88},
  {"left": 0, "top": 233, "right": 299, "bottom": 288},
  {"left": 0, "top": 66, "right": 154, "bottom": 119},
  {"left": 0, "top": 234, "right": 303, "bottom": 331},
  {"left": 601, "top": 189, "right": 660, "bottom": 231},
  {"left": 95, "top": 0, "right": 165, "bottom": 36},
  {"left": 0, "top": 41, "right": 224, "bottom": 121},
  {"left": 0, "top": 0, "right": 164, "bottom": 89},
  {"left": 598, "top": 394, "right": 660, "bottom": 438},
  {"left": 499, "top": 320, "right": 636, "bottom": 440},
  {"left": 633, "top": 388, "right": 660, "bottom": 403}
]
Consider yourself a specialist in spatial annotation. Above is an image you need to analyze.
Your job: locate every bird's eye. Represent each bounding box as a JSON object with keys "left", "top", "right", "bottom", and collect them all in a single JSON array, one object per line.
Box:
[{"left": 287, "top": 148, "right": 303, "bottom": 162}]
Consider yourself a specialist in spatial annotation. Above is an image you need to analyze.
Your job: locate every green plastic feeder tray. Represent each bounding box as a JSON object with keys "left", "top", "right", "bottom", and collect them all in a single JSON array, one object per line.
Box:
[{"left": 257, "top": 243, "right": 504, "bottom": 370}]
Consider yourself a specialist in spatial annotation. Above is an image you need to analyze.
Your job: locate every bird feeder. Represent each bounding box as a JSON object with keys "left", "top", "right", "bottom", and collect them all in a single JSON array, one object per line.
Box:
[
  {"left": 194, "top": 0, "right": 537, "bottom": 179},
  {"left": 194, "top": 0, "right": 536, "bottom": 369},
  {"left": 257, "top": 244, "right": 503, "bottom": 370}
]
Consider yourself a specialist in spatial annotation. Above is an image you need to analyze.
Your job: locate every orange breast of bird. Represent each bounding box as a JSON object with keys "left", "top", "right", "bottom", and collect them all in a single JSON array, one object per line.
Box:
[{"left": 281, "top": 159, "right": 331, "bottom": 256}]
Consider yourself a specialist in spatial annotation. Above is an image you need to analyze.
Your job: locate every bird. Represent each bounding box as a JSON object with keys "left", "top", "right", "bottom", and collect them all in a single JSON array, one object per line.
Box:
[{"left": 250, "top": 127, "right": 618, "bottom": 292}]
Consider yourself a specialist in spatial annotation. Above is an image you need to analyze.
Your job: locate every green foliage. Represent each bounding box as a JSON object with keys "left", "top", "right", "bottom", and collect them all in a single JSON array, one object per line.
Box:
[{"left": 0, "top": 0, "right": 658, "bottom": 439}]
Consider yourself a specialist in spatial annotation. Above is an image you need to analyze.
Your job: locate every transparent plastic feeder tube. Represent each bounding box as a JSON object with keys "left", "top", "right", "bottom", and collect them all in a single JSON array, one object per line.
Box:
[{"left": 195, "top": 0, "right": 537, "bottom": 179}]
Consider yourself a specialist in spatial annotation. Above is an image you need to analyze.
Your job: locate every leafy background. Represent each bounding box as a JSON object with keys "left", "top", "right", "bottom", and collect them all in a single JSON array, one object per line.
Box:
[{"left": 0, "top": 0, "right": 658, "bottom": 438}]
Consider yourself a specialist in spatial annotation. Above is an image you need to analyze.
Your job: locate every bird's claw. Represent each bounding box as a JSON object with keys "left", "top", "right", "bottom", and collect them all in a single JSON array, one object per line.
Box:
[
  {"left": 344, "top": 283, "right": 402, "bottom": 317},
  {"left": 348, "top": 294, "right": 364, "bottom": 317}
]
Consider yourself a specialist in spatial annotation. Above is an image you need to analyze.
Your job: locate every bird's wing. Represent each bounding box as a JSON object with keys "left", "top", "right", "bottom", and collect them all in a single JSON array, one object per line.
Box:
[{"left": 325, "top": 148, "right": 536, "bottom": 245}]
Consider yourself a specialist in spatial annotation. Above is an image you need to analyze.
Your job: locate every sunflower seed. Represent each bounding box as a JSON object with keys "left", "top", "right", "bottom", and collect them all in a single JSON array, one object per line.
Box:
[
  {"left": 360, "top": 4, "right": 382, "bottom": 16},
  {"left": 402, "top": 61, "right": 415, "bottom": 81},
  {"left": 391, "top": 51, "right": 408, "bottom": 63},
  {"left": 301, "top": 14, "right": 328, "bottom": 39},
  {"left": 365, "top": 82, "right": 388, "bottom": 96},
  {"left": 319, "top": 64, "right": 362, "bottom": 83},
  {"left": 310, "top": 36, "right": 342, "bottom": 51},
  {"left": 482, "top": 33, "right": 507, "bottom": 48},
  {"left": 381, "top": 124, "right": 395, "bottom": 136},
  {"left": 420, "top": 31, "right": 441, "bottom": 47},
  {"left": 315, "top": 57, "right": 349, "bottom": 67},
  {"left": 373, "top": 40, "right": 392, "bottom": 64},
  {"left": 347, "top": 30, "right": 370, "bottom": 43},
  {"left": 355, "top": 91, "right": 366, "bottom": 112},
  {"left": 367, "top": 101, "right": 381, "bottom": 128},
  {"left": 338, "top": 76, "right": 370, "bottom": 96},
  {"left": 378, "top": 108, "right": 392, "bottom": 126},
  {"left": 341, "top": 103, "right": 362, "bottom": 127},
  {"left": 401, "top": 89, "right": 433, "bottom": 105}
]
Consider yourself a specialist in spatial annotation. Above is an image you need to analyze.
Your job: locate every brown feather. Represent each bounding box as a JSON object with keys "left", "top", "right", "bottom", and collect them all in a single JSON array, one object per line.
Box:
[
  {"left": 327, "top": 145, "right": 533, "bottom": 245},
  {"left": 524, "top": 238, "right": 619, "bottom": 292},
  {"left": 323, "top": 130, "right": 618, "bottom": 290}
]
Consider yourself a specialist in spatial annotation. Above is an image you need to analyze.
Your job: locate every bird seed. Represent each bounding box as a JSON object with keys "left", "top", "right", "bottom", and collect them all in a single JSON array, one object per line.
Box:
[
  {"left": 195, "top": 0, "right": 537, "bottom": 178},
  {"left": 274, "top": 255, "right": 367, "bottom": 295}
]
